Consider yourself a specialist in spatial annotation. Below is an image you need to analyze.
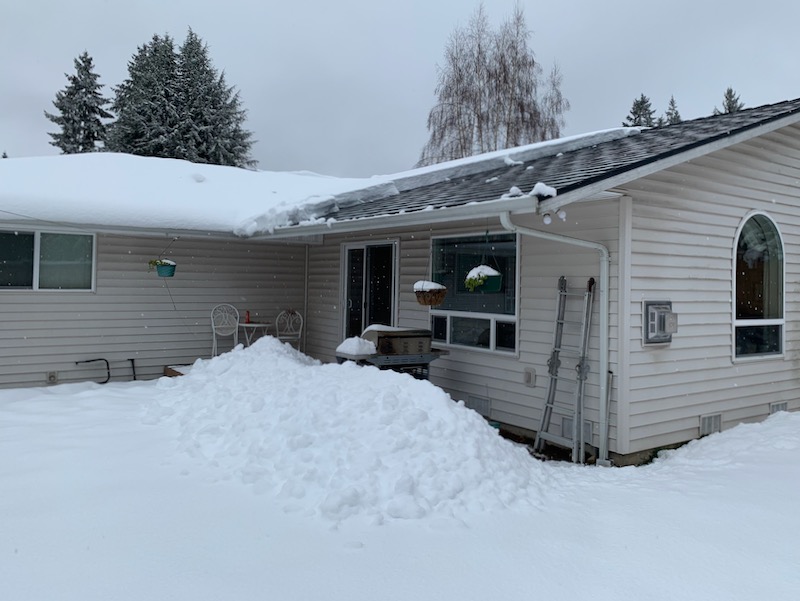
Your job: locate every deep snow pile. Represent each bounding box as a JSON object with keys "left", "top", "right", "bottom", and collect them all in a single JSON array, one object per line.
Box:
[
  {"left": 3, "top": 353, "right": 800, "bottom": 601},
  {"left": 148, "top": 337, "right": 543, "bottom": 522}
]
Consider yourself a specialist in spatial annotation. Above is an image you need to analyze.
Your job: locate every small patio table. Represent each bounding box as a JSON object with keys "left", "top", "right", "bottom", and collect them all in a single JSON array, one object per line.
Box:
[{"left": 239, "top": 322, "right": 272, "bottom": 346}]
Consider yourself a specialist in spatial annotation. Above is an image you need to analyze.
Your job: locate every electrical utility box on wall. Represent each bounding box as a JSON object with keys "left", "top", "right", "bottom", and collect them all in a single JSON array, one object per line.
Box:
[{"left": 643, "top": 301, "right": 678, "bottom": 344}]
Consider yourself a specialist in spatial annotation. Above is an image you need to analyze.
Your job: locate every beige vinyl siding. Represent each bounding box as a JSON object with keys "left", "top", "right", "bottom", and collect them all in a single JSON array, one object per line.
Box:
[
  {"left": 507, "top": 208, "right": 621, "bottom": 448},
  {"left": 304, "top": 207, "right": 622, "bottom": 451},
  {"left": 305, "top": 240, "right": 345, "bottom": 362},
  {"left": 621, "top": 125, "right": 800, "bottom": 453},
  {"left": 0, "top": 233, "right": 305, "bottom": 388}
]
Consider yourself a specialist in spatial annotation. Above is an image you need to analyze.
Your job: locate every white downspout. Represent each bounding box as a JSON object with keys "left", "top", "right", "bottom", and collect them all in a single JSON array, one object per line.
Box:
[
  {"left": 500, "top": 212, "right": 612, "bottom": 466},
  {"left": 302, "top": 244, "right": 310, "bottom": 353}
]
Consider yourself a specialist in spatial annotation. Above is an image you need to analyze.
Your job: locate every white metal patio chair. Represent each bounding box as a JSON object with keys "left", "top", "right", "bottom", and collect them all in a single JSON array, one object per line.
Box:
[
  {"left": 275, "top": 309, "right": 303, "bottom": 348},
  {"left": 211, "top": 303, "right": 239, "bottom": 356}
]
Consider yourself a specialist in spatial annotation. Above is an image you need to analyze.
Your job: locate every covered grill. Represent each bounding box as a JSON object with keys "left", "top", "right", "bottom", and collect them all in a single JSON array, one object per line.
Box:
[{"left": 336, "top": 327, "right": 447, "bottom": 380}]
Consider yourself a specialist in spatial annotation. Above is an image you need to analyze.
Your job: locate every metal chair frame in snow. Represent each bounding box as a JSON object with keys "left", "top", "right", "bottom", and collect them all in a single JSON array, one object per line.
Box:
[
  {"left": 275, "top": 309, "right": 303, "bottom": 348},
  {"left": 211, "top": 303, "right": 239, "bottom": 356}
]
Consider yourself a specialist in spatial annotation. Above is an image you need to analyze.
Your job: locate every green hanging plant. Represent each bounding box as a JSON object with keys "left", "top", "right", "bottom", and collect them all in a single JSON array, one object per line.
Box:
[{"left": 464, "top": 265, "right": 501, "bottom": 292}]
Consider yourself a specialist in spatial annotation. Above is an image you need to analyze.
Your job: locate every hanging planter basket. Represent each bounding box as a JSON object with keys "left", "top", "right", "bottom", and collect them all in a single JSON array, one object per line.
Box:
[
  {"left": 149, "top": 259, "right": 176, "bottom": 278},
  {"left": 413, "top": 280, "right": 447, "bottom": 306},
  {"left": 156, "top": 264, "right": 176, "bottom": 277},
  {"left": 464, "top": 265, "right": 502, "bottom": 292},
  {"left": 479, "top": 274, "right": 502, "bottom": 292}
]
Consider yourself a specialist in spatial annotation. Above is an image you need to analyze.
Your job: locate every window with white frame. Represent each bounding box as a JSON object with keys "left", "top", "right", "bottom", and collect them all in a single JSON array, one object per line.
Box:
[
  {"left": 430, "top": 233, "right": 517, "bottom": 352},
  {"left": 0, "top": 230, "right": 94, "bottom": 290},
  {"left": 734, "top": 213, "right": 783, "bottom": 357}
]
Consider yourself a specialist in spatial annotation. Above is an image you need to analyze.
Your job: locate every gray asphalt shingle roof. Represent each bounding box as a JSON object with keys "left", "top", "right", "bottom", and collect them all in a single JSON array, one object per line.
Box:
[{"left": 320, "top": 98, "right": 800, "bottom": 223}]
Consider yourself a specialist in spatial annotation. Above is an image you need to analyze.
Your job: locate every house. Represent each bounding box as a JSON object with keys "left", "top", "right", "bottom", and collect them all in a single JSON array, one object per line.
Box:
[
  {"left": 3, "top": 97, "right": 800, "bottom": 465},
  {"left": 0, "top": 153, "right": 386, "bottom": 385}
]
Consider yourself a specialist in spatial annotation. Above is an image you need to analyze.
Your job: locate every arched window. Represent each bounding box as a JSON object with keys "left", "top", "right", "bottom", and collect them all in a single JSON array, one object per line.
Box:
[{"left": 734, "top": 213, "right": 784, "bottom": 357}]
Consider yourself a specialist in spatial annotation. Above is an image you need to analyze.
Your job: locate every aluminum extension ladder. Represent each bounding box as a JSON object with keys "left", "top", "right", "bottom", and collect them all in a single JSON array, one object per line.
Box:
[{"left": 533, "top": 276, "right": 596, "bottom": 463}]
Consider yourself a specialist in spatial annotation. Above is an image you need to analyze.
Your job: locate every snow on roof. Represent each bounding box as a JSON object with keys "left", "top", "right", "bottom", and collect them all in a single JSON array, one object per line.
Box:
[
  {"left": 0, "top": 153, "right": 393, "bottom": 236},
  {"left": 0, "top": 129, "right": 638, "bottom": 237}
]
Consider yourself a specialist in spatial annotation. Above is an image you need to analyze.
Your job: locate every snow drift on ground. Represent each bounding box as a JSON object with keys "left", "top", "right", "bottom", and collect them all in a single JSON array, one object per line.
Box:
[
  {"left": 2, "top": 338, "right": 799, "bottom": 600},
  {"left": 147, "top": 337, "right": 542, "bottom": 523}
]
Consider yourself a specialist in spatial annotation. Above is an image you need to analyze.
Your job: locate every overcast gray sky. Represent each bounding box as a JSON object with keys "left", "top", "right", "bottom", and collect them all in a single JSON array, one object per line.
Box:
[{"left": 3, "top": 1, "right": 799, "bottom": 177}]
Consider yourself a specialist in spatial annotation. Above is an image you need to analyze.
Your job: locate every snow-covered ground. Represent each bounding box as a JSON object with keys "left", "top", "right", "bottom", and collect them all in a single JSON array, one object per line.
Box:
[{"left": 2, "top": 337, "right": 798, "bottom": 600}]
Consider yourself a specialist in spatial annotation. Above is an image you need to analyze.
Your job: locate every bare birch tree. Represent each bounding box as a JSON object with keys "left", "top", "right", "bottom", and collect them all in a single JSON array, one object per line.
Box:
[{"left": 417, "top": 4, "right": 569, "bottom": 167}]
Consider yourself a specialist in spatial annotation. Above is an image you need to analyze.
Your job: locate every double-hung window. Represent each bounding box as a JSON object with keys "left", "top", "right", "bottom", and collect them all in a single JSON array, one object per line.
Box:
[
  {"left": 734, "top": 213, "right": 783, "bottom": 358},
  {"left": 0, "top": 230, "right": 95, "bottom": 291},
  {"left": 430, "top": 233, "right": 517, "bottom": 352}
]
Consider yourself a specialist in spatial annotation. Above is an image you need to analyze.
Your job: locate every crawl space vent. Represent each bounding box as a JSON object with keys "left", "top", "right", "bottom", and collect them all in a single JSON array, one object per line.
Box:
[
  {"left": 770, "top": 401, "right": 788, "bottom": 414},
  {"left": 562, "top": 416, "right": 593, "bottom": 444},
  {"left": 699, "top": 413, "right": 722, "bottom": 437},
  {"left": 466, "top": 396, "right": 492, "bottom": 417}
]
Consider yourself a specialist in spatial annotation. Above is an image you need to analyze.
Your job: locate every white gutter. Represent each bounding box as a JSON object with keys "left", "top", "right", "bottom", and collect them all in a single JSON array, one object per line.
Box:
[
  {"left": 0, "top": 220, "right": 245, "bottom": 240},
  {"left": 499, "top": 211, "right": 612, "bottom": 466},
  {"left": 302, "top": 244, "right": 310, "bottom": 353},
  {"left": 254, "top": 193, "right": 541, "bottom": 240}
]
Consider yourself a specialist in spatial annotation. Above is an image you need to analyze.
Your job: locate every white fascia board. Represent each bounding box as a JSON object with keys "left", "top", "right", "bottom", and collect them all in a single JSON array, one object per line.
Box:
[
  {"left": 529, "top": 190, "right": 623, "bottom": 216},
  {"left": 0, "top": 220, "right": 322, "bottom": 245},
  {"left": 0, "top": 220, "right": 240, "bottom": 240}
]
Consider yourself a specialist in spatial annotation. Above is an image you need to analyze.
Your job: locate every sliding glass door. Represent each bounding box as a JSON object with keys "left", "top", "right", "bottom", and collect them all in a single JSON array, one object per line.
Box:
[{"left": 344, "top": 242, "right": 397, "bottom": 339}]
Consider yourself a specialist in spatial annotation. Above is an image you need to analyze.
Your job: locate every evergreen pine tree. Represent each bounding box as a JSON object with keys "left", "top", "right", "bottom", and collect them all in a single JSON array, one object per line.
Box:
[
  {"left": 664, "top": 95, "right": 682, "bottom": 125},
  {"left": 713, "top": 87, "right": 744, "bottom": 115},
  {"left": 44, "top": 52, "right": 112, "bottom": 153},
  {"left": 108, "top": 30, "right": 255, "bottom": 168},
  {"left": 174, "top": 29, "right": 255, "bottom": 167},
  {"left": 623, "top": 93, "right": 656, "bottom": 127},
  {"left": 107, "top": 34, "right": 181, "bottom": 158}
]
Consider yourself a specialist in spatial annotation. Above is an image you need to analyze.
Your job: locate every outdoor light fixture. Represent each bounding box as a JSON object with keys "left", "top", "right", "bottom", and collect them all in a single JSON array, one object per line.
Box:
[
  {"left": 557, "top": 209, "right": 567, "bottom": 221},
  {"left": 542, "top": 213, "right": 552, "bottom": 225}
]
